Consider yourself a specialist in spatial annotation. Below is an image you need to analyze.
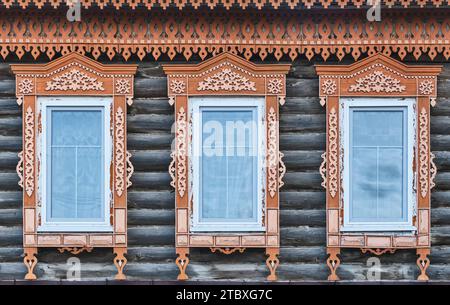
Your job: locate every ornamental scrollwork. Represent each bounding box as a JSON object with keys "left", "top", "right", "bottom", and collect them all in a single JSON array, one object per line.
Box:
[
  {"left": 210, "top": 247, "right": 246, "bottom": 255},
  {"left": 419, "top": 107, "right": 429, "bottom": 198},
  {"left": 115, "top": 79, "right": 131, "bottom": 94},
  {"left": 328, "top": 108, "right": 338, "bottom": 198},
  {"left": 267, "top": 107, "right": 278, "bottom": 198},
  {"left": 115, "top": 107, "right": 125, "bottom": 197},
  {"left": 278, "top": 151, "right": 286, "bottom": 189},
  {"left": 348, "top": 71, "right": 406, "bottom": 93},
  {"left": 176, "top": 107, "right": 187, "bottom": 198},
  {"left": 268, "top": 78, "right": 283, "bottom": 94},
  {"left": 18, "top": 79, "right": 33, "bottom": 94},
  {"left": 57, "top": 246, "right": 93, "bottom": 255},
  {"left": 197, "top": 68, "right": 256, "bottom": 92},
  {"left": 322, "top": 79, "right": 337, "bottom": 95},
  {"left": 17, "top": 151, "right": 24, "bottom": 189},
  {"left": 24, "top": 107, "right": 34, "bottom": 197},
  {"left": 169, "top": 151, "right": 176, "bottom": 190},
  {"left": 126, "top": 151, "right": 134, "bottom": 189},
  {"left": 361, "top": 248, "right": 396, "bottom": 256},
  {"left": 170, "top": 80, "right": 186, "bottom": 94},
  {"left": 419, "top": 80, "right": 434, "bottom": 95},
  {"left": 430, "top": 152, "right": 437, "bottom": 190},
  {"left": 45, "top": 69, "right": 105, "bottom": 91},
  {"left": 319, "top": 152, "right": 327, "bottom": 189}
]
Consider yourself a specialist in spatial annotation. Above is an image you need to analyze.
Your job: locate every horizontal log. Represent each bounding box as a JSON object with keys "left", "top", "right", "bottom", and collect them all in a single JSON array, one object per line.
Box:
[
  {"left": 0, "top": 135, "right": 21, "bottom": 151},
  {"left": 0, "top": 209, "right": 21, "bottom": 226},
  {"left": 282, "top": 150, "right": 323, "bottom": 170},
  {"left": 280, "top": 191, "right": 325, "bottom": 210},
  {"left": 128, "top": 209, "right": 174, "bottom": 226},
  {"left": 431, "top": 135, "right": 450, "bottom": 151},
  {"left": 129, "top": 98, "right": 172, "bottom": 115},
  {"left": 0, "top": 98, "right": 20, "bottom": 115},
  {"left": 431, "top": 97, "right": 450, "bottom": 116},
  {"left": 286, "top": 78, "right": 319, "bottom": 97},
  {"left": 0, "top": 172, "right": 21, "bottom": 191},
  {"left": 433, "top": 172, "right": 450, "bottom": 191},
  {"left": 0, "top": 191, "right": 21, "bottom": 209},
  {"left": 134, "top": 77, "right": 167, "bottom": 98},
  {"left": 127, "top": 226, "right": 174, "bottom": 246},
  {"left": 281, "top": 226, "right": 326, "bottom": 246},
  {"left": 280, "top": 209, "right": 325, "bottom": 227},
  {"left": 0, "top": 80, "right": 15, "bottom": 97},
  {"left": 280, "top": 133, "right": 326, "bottom": 151},
  {"left": 0, "top": 152, "right": 19, "bottom": 171},
  {"left": 129, "top": 150, "right": 171, "bottom": 171},
  {"left": 431, "top": 191, "right": 450, "bottom": 208},
  {"left": 0, "top": 117, "right": 21, "bottom": 136},
  {"left": 283, "top": 171, "right": 323, "bottom": 191},
  {"left": 280, "top": 114, "right": 325, "bottom": 133},
  {"left": 280, "top": 97, "right": 324, "bottom": 114},
  {"left": 128, "top": 190, "right": 174, "bottom": 209},
  {"left": 431, "top": 116, "right": 450, "bottom": 135},
  {"left": 130, "top": 172, "right": 172, "bottom": 190},
  {"left": 288, "top": 62, "right": 318, "bottom": 79},
  {"left": 0, "top": 226, "right": 21, "bottom": 247},
  {"left": 127, "top": 133, "right": 173, "bottom": 150},
  {"left": 127, "top": 114, "right": 173, "bottom": 133}
]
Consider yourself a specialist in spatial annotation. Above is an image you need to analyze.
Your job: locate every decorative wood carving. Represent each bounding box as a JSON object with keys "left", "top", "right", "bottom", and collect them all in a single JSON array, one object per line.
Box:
[
  {"left": 24, "top": 247, "right": 38, "bottom": 280},
  {"left": 175, "top": 107, "right": 187, "bottom": 198},
  {"left": 210, "top": 247, "right": 246, "bottom": 255},
  {"left": 163, "top": 52, "right": 290, "bottom": 281},
  {"left": 12, "top": 52, "right": 137, "bottom": 280},
  {"left": 113, "top": 248, "right": 128, "bottom": 280},
  {"left": 126, "top": 151, "right": 134, "bottom": 189},
  {"left": 361, "top": 248, "right": 396, "bottom": 256},
  {"left": 316, "top": 54, "right": 442, "bottom": 282},
  {"left": 115, "top": 107, "right": 125, "bottom": 197},
  {"left": 417, "top": 248, "right": 430, "bottom": 281},
  {"left": 419, "top": 108, "right": 429, "bottom": 198},
  {"left": 430, "top": 152, "right": 437, "bottom": 190},
  {"left": 57, "top": 246, "right": 93, "bottom": 255},
  {"left": 328, "top": 107, "right": 338, "bottom": 198},
  {"left": 17, "top": 151, "right": 23, "bottom": 189},
  {"left": 24, "top": 106, "right": 34, "bottom": 197},
  {"left": 0, "top": 10, "right": 448, "bottom": 63},
  {"left": 268, "top": 107, "right": 278, "bottom": 198},
  {"left": 45, "top": 69, "right": 105, "bottom": 91}
]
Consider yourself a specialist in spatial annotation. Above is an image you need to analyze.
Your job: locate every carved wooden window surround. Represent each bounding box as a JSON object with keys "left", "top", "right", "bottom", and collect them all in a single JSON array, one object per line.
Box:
[
  {"left": 316, "top": 54, "right": 442, "bottom": 281},
  {"left": 12, "top": 53, "right": 137, "bottom": 280},
  {"left": 163, "top": 53, "right": 290, "bottom": 281}
]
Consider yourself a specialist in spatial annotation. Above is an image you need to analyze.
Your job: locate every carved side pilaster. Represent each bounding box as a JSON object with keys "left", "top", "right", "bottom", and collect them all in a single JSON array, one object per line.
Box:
[
  {"left": 115, "top": 107, "right": 125, "bottom": 197},
  {"left": 24, "top": 107, "right": 34, "bottom": 197}
]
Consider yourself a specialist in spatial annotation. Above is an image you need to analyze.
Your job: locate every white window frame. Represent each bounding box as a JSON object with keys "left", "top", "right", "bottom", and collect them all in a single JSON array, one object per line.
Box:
[
  {"left": 190, "top": 97, "right": 265, "bottom": 232},
  {"left": 341, "top": 97, "right": 416, "bottom": 232},
  {"left": 38, "top": 96, "right": 113, "bottom": 232}
]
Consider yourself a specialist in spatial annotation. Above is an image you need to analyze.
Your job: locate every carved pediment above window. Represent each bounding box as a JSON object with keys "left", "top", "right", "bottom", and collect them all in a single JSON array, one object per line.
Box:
[
  {"left": 348, "top": 71, "right": 406, "bottom": 93},
  {"left": 198, "top": 68, "right": 256, "bottom": 92},
  {"left": 45, "top": 68, "right": 104, "bottom": 91}
]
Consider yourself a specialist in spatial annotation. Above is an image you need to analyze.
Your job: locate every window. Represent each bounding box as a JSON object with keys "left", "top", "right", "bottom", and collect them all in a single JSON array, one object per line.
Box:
[
  {"left": 191, "top": 97, "right": 264, "bottom": 232},
  {"left": 39, "top": 97, "right": 112, "bottom": 232},
  {"left": 342, "top": 98, "right": 415, "bottom": 232}
]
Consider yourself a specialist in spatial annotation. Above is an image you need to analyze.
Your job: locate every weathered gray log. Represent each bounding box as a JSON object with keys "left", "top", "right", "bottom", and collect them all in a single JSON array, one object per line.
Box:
[
  {"left": 280, "top": 114, "right": 325, "bottom": 133},
  {"left": 0, "top": 191, "right": 21, "bottom": 209},
  {"left": 0, "top": 152, "right": 19, "bottom": 171},
  {"left": 0, "top": 117, "right": 21, "bottom": 136},
  {"left": 130, "top": 172, "right": 172, "bottom": 190},
  {"left": 127, "top": 190, "right": 174, "bottom": 209},
  {"left": 280, "top": 191, "right": 325, "bottom": 210},
  {"left": 127, "top": 133, "right": 173, "bottom": 150},
  {"left": 0, "top": 98, "right": 20, "bottom": 115},
  {"left": 129, "top": 150, "right": 171, "bottom": 171},
  {"left": 134, "top": 77, "right": 167, "bottom": 98},
  {"left": 0, "top": 135, "right": 21, "bottom": 151},
  {"left": 0, "top": 173, "right": 20, "bottom": 191},
  {"left": 127, "top": 114, "right": 173, "bottom": 133},
  {"left": 280, "top": 133, "right": 326, "bottom": 150},
  {"left": 129, "top": 98, "right": 172, "bottom": 115}
]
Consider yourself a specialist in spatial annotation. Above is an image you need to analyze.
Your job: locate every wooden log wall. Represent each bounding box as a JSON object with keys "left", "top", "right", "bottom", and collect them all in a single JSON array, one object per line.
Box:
[{"left": 0, "top": 57, "right": 450, "bottom": 281}]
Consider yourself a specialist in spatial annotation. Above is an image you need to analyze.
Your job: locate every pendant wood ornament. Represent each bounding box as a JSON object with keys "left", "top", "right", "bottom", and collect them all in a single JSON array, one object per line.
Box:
[
  {"left": 163, "top": 52, "right": 290, "bottom": 281},
  {"left": 12, "top": 53, "right": 137, "bottom": 280},
  {"left": 316, "top": 54, "right": 442, "bottom": 281}
]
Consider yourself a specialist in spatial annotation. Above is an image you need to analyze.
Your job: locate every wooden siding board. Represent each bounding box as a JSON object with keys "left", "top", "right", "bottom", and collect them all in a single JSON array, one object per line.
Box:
[{"left": 0, "top": 61, "right": 450, "bottom": 281}]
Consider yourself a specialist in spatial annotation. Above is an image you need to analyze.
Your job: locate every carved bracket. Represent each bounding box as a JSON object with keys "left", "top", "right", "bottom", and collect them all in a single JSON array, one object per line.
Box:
[
  {"left": 210, "top": 247, "right": 246, "bottom": 255},
  {"left": 57, "top": 246, "right": 93, "bottom": 255}
]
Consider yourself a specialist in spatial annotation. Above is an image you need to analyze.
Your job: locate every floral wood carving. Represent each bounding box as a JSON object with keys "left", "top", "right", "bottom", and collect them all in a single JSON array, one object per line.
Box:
[
  {"left": 328, "top": 107, "right": 338, "bottom": 198},
  {"left": 170, "top": 80, "right": 186, "bottom": 94},
  {"left": 268, "top": 78, "right": 283, "bottom": 94},
  {"left": 45, "top": 69, "right": 105, "bottom": 91},
  {"left": 322, "top": 79, "right": 337, "bottom": 95},
  {"left": 18, "top": 79, "right": 33, "bottom": 94},
  {"left": 267, "top": 107, "right": 278, "bottom": 198},
  {"left": 115, "top": 107, "right": 125, "bottom": 197},
  {"left": 169, "top": 151, "right": 176, "bottom": 189},
  {"left": 361, "top": 248, "right": 396, "bottom": 256},
  {"left": 419, "top": 80, "right": 434, "bottom": 95},
  {"left": 57, "top": 246, "right": 93, "bottom": 255},
  {"left": 210, "top": 247, "right": 246, "bottom": 255},
  {"left": 17, "top": 151, "right": 24, "bottom": 189},
  {"left": 430, "top": 152, "right": 437, "bottom": 190},
  {"left": 320, "top": 152, "right": 327, "bottom": 189},
  {"left": 419, "top": 107, "right": 429, "bottom": 198},
  {"left": 115, "top": 79, "right": 131, "bottom": 94},
  {"left": 348, "top": 71, "right": 406, "bottom": 93},
  {"left": 197, "top": 69, "right": 256, "bottom": 92},
  {"left": 24, "top": 107, "right": 34, "bottom": 197},
  {"left": 176, "top": 107, "right": 187, "bottom": 198},
  {"left": 126, "top": 151, "right": 133, "bottom": 189},
  {"left": 278, "top": 152, "right": 286, "bottom": 190}
]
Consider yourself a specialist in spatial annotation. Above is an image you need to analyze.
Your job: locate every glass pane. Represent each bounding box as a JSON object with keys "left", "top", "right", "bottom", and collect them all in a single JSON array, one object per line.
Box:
[
  {"left": 51, "top": 147, "right": 76, "bottom": 218},
  {"left": 378, "top": 148, "right": 404, "bottom": 219},
  {"left": 350, "top": 108, "right": 406, "bottom": 223},
  {"left": 49, "top": 109, "right": 104, "bottom": 222},
  {"left": 200, "top": 108, "right": 257, "bottom": 222},
  {"left": 351, "top": 147, "right": 377, "bottom": 220}
]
